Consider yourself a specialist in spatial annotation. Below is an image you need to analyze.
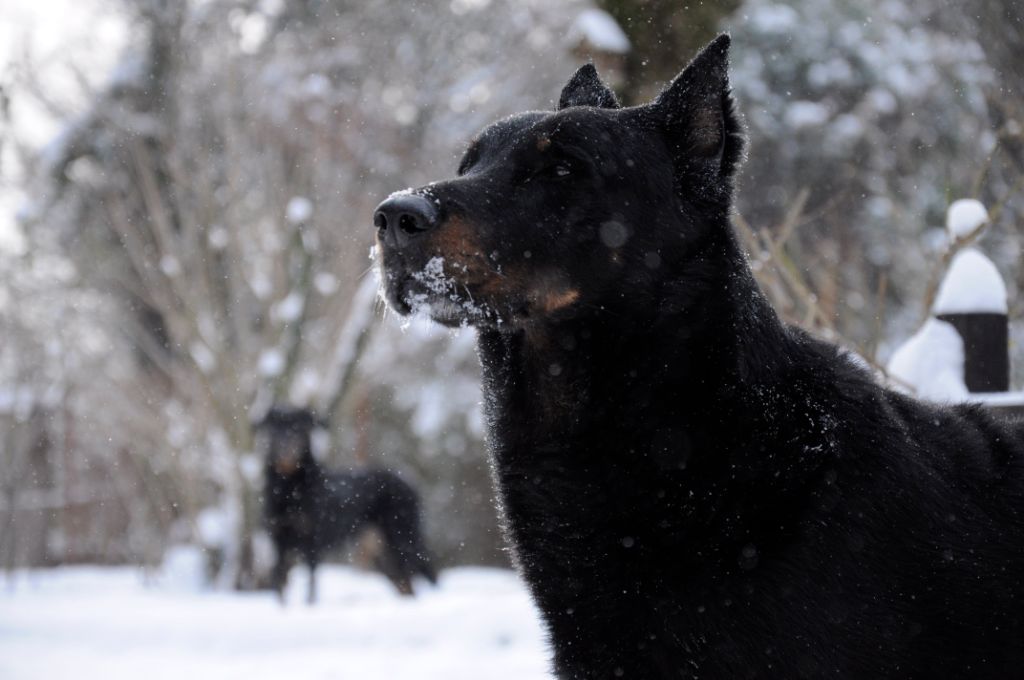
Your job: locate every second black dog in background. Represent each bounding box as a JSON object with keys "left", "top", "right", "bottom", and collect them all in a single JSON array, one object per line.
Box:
[{"left": 259, "top": 406, "right": 436, "bottom": 603}]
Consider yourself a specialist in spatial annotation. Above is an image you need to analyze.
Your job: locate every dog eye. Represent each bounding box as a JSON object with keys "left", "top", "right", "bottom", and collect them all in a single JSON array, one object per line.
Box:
[
  {"left": 541, "top": 163, "right": 572, "bottom": 180},
  {"left": 522, "top": 160, "right": 576, "bottom": 185}
]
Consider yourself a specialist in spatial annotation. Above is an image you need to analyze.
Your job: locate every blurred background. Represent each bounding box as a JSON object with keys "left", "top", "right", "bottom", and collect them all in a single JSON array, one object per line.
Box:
[{"left": 0, "top": 0, "right": 1022, "bottom": 674}]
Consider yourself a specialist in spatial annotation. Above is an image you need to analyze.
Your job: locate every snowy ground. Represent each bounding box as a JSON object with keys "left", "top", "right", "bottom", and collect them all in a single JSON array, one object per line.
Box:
[{"left": 0, "top": 564, "right": 550, "bottom": 679}]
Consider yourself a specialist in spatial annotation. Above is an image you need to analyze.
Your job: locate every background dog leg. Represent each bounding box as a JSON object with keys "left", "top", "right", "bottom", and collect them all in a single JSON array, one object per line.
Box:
[
  {"left": 306, "top": 557, "right": 318, "bottom": 605},
  {"left": 270, "top": 551, "right": 292, "bottom": 605}
]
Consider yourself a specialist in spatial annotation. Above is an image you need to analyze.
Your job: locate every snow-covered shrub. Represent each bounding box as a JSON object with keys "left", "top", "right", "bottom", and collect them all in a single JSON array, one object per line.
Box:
[{"left": 726, "top": 0, "right": 1012, "bottom": 347}]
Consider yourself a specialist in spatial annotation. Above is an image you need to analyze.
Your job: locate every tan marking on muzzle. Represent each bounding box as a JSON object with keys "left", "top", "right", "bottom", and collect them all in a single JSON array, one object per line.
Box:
[
  {"left": 536, "top": 135, "right": 551, "bottom": 151},
  {"left": 541, "top": 288, "right": 580, "bottom": 313},
  {"left": 479, "top": 265, "right": 529, "bottom": 299},
  {"left": 274, "top": 457, "right": 299, "bottom": 476},
  {"left": 428, "top": 216, "right": 503, "bottom": 289},
  {"left": 432, "top": 215, "right": 482, "bottom": 256}
]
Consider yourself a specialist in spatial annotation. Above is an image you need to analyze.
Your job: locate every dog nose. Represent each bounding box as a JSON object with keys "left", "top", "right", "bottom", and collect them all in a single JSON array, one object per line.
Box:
[{"left": 373, "top": 193, "right": 440, "bottom": 249}]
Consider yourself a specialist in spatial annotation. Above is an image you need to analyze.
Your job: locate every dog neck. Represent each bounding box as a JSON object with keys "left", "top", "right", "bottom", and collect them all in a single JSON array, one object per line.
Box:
[
  {"left": 473, "top": 223, "right": 838, "bottom": 673},
  {"left": 477, "top": 224, "right": 791, "bottom": 437},
  {"left": 475, "top": 220, "right": 814, "bottom": 569}
]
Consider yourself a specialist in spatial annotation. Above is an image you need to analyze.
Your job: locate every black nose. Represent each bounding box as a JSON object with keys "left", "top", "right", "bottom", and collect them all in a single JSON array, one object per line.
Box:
[{"left": 373, "top": 193, "right": 440, "bottom": 249}]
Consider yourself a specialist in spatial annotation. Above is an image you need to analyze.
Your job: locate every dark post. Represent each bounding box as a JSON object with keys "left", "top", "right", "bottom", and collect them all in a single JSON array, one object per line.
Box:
[{"left": 935, "top": 312, "right": 1009, "bottom": 393}]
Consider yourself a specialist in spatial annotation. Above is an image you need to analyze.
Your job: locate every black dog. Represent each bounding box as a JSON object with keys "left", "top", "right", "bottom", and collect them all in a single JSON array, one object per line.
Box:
[
  {"left": 374, "top": 35, "right": 1024, "bottom": 679},
  {"left": 259, "top": 406, "right": 436, "bottom": 603}
]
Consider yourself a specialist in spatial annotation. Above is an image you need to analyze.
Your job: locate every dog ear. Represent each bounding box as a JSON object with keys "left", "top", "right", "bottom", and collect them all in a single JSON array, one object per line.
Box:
[
  {"left": 649, "top": 34, "right": 744, "bottom": 182},
  {"left": 558, "top": 64, "right": 620, "bottom": 110}
]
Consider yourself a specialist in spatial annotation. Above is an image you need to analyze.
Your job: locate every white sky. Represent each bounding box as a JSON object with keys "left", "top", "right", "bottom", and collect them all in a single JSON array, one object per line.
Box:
[{"left": 1, "top": 0, "right": 127, "bottom": 253}]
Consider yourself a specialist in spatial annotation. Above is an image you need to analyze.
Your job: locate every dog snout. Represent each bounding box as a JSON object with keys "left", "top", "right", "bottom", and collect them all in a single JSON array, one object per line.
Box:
[{"left": 373, "top": 193, "right": 440, "bottom": 249}]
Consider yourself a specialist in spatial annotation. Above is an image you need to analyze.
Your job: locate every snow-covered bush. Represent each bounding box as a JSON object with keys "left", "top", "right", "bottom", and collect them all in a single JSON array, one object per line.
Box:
[{"left": 726, "top": 0, "right": 1015, "bottom": 347}]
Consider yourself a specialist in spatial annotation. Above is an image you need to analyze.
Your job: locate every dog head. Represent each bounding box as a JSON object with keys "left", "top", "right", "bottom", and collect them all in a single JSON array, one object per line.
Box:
[
  {"left": 256, "top": 406, "right": 323, "bottom": 477},
  {"left": 373, "top": 35, "right": 744, "bottom": 329}
]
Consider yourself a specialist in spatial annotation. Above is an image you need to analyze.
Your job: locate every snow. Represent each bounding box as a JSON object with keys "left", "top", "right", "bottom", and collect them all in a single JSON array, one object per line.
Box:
[
  {"left": 784, "top": 101, "right": 830, "bottom": 128},
  {"left": 932, "top": 248, "right": 1007, "bottom": 315},
  {"left": 807, "top": 57, "right": 854, "bottom": 87},
  {"left": 208, "top": 226, "right": 230, "bottom": 250},
  {"left": 402, "top": 257, "right": 452, "bottom": 317},
  {"left": 599, "top": 220, "right": 629, "bottom": 248},
  {"left": 398, "top": 256, "right": 495, "bottom": 324},
  {"left": 0, "top": 565, "right": 548, "bottom": 680},
  {"left": 386, "top": 187, "right": 417, "bottom": 201},
  {"left": 394, "top": 103, "right": 419, "bottom": 126},
  {"left": 314, "top": 272, "right": 339, "bottom": 295},
  {"left": 160, "top": 254, "right": 182, "bottom": 277},
  {"left": 449, "top": 0, "right": 492, "bottom": 16},
  {"left": 272, "top": 291, "right": 305, "bottom": 323},
  {"left": 161, "top": 546, "right": 209, "bottom": 592},
  {"left": 303, "top": 73, "right": 331, "bottom": 97},
  {"left": 196, "top": 506, "right": 235, "bottom": 549},
  {"left": 887, "top": 318, "right": 968, "bottom": 400},
  {"left": 946, "top": 198, "right": 988, "bottom": 241},
  {"left": 236, "top": 12, "right": 269, "bottom": 54},
  {"left": 0, "top": 385, "right": 34, "bottom": 417},
  {"left": 258, "top": 348, "right": 285, "bottom": 377},
  {"left": 747, "top": 4, "right": 800, "bottom": 33},
  {"left": 286, "top": 196, "right": 314, "bottom": 224},
  {"left": 412, "top": 257, "right": 453, "bottom": 296},
  {"left": 567, "top": 9, "right": 630, "bottom": 54},
  {"left": 866, "top": 87, "right": 898, "bottom": 115},
  {"left": 830, "top": 113, "right": 864, "bottom": 143},
  {"left": 189, "top": 341, "right": 217, "bottom": 374},
  {"left": 969, "top": 391, "right": 1024, "bottom": 407}
]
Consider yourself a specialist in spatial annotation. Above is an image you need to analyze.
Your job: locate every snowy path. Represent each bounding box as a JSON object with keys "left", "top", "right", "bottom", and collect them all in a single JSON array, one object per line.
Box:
[{"left": 0, "top": 565, "right": 550, "bottom": 679}]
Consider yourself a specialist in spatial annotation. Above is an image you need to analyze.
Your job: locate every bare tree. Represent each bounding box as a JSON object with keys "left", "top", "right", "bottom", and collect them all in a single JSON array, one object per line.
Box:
[{"left": 26, "top": 0, "right": 594, "bottom": 585}]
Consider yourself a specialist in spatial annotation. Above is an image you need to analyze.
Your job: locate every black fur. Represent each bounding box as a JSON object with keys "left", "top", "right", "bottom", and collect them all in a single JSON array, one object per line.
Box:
[
  {"left": 259, "top": 406, "right": 436, "bottom": 602},
  {"left": 374, "top": 35, "right": 1024, "bottom": 678}
]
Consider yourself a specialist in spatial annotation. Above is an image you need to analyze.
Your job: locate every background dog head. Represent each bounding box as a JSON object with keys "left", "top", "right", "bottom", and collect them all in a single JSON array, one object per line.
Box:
[{"left": 256, "top": 406, "right": 325, "bottom": 477}]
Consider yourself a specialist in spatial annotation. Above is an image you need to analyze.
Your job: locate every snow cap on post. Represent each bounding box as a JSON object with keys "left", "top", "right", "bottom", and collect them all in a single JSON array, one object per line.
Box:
[
  {"left": 945, "top": 198, "right": 989, "bottom": 243},
  {"left": 287, "top": 196, "right": 313, "bottom": 225},
  {"left": 558, "top": 63, "right": 620, "bottom": 110},
  {"left": 932, "top": 248, "right": 1007, "bottom": 316}
]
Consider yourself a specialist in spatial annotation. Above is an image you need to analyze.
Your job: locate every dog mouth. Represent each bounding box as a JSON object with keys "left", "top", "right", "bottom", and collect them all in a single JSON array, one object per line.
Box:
[
  {"left": 376, "top": 241, "right": 583, "bottom": 329},
  {"left": 380, "top": 255, "right": 504, "bottom": 327},
  {"left": 274, "top": 457, "right": 300, "bottom": 476}
]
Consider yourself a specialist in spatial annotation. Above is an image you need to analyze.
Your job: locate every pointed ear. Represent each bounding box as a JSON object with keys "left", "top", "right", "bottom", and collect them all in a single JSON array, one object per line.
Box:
[
  {"left": 652, "top": 34, "right": 740, "bottom": 167},
  {"left": 558, "top": 64, "right": 620, "bottom": 110}
]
